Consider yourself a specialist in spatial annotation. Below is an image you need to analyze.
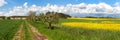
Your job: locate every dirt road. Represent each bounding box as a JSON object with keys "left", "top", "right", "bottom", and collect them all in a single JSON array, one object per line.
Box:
[
  {"left": 12, "top": 24, "right": 25, "bottom": 40},
  {"left": 27, "top": 23, "right": 48, "bottom": 40},
  {"left": 13, "top": 22, "right": 48, "bottom": 40}
]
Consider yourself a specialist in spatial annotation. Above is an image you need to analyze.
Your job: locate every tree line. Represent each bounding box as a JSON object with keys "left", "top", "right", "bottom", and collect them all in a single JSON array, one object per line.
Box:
[{"left": 27, "top": 11, "right": 71, "bottom": 29}]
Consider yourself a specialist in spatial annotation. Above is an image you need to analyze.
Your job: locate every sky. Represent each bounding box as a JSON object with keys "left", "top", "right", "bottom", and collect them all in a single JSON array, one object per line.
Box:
[{"left": 0, "top": 0, "right": 120, "bottom": 17}]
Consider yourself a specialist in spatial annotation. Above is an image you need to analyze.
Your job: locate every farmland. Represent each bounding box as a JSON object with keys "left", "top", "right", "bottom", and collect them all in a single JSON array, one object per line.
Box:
[
  {"left": 0, "top": 18, "right": 120, "bottom": 40},
  {"left": 62, "top": 21, "right": 120, "bottom": 31},
  {"left": 0, "top": 20, "right": 22, "bottom": 40},
  {"left": 29, "top": 18, "right": 120, "bottom": 40},
  {"left": 0, "top": 20, "right": 48, "bottom": 40}
]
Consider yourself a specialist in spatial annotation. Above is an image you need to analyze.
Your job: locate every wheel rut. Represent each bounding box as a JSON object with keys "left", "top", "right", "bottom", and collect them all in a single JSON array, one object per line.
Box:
[
  {"left": 13, "top": 22, "right": 48, "bottom": 40},
  {"left": 13, "top": 24, "right": 25, "bottom": 40},
  {"left": 27, "top": 22, "right": 48, "bottom": 40}
]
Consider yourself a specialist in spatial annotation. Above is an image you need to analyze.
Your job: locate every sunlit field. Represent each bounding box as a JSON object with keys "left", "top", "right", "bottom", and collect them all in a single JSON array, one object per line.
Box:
[
  {"left": 29, "top": 18, "right": 120, "bottom": 40},
  {"left": 62, "top": 18, "right": 120, "bottom": 31},
  {"left": 62, "top": 22, "right": 120, "bottom": 31},
  {"left": 68, "top": 18, "right": 120, "bottom": 20}
]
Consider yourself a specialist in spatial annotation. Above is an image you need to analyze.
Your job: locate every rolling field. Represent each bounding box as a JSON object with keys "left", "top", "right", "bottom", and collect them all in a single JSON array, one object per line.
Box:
[
  {"left": 0, "top": 20, "right": 22, "bottom": 40},
  {"left": 29, "top": 18, "right": 120, "bottom": 40},
  {"left": 0, "top": 18, "right": 120, "bottom": 40}
]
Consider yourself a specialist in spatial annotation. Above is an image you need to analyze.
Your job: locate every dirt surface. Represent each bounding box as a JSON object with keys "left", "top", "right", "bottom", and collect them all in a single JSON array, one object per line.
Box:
[
  {"left": 27, "top": 23, "right": 48, "bottom": 40},
  {"left": 12, "top": 24, "right": 25, "bottom": 40},
  {"left": 13, "top": 22, "right": 48, "bottom": 40}
]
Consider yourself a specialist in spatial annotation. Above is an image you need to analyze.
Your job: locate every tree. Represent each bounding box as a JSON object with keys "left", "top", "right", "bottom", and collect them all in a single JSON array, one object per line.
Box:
[
  {"left": 38, "top": 12, "right": 59, "bottom": 29},
  {"left": 27, "top": 11, "right": 36, "bottom": 21},
  {"left": 38, "top": 12, "right": 71, "bottom": 29},
  {"left": 45, "top": 12, "right": 59, "bottom": 29},
  {"left": 38, "top": 13, "right": 46, "bottom": 23}
]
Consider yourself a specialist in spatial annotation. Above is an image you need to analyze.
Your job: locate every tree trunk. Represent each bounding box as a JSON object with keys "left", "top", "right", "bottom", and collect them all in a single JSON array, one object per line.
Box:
[
  {"left": 49, "top": 22, "right": 51, "bottom": 28},
  {"left": 48, "top": 22, "right": 54, "bottom": 30}
]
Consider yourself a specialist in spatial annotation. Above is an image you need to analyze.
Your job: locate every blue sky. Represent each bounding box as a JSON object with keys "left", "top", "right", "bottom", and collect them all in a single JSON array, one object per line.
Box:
[
  {"left": 0, "top": 0, "right": 120, "bottom": 17},
  {"left": 1, "top": 0, "right": 120, "bottom": 9}
]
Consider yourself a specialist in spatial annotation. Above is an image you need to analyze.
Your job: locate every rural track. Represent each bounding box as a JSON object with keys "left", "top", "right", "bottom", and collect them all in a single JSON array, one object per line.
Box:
[
  {"left": 27, "top": 22, "right": 48, "bottom": 40},
  {"left": 12, "top": 24, "right": 25, "bottom": 40}
]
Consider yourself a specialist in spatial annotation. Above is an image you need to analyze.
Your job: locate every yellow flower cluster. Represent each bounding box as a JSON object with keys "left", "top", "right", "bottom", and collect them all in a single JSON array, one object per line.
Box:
[
  {"left": 68, "top": 18, "right": 120, "bottom": 20},
  {"left": 62, "top": 22, "right": 120, "bottom": 31}
]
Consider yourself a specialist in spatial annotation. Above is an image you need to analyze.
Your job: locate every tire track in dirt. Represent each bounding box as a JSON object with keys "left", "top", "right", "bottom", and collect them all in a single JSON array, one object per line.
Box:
[
  {"left": 27, "top": 23, "right": 48, "bottom": 40},
  {"left": 12, "top": 24, "right": 25, "bottom": 40}
]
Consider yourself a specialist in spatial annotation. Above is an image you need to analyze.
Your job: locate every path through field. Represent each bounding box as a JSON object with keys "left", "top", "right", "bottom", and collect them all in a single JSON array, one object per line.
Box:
[
  {"left": 27, "top": 23, "right": 48, "bottom": 40},
  {"left": 13, "top": 24, "right": 25, "bottom": 40},
  {"left": 13, "top": 22, "right": 48, "bottom": 40}
]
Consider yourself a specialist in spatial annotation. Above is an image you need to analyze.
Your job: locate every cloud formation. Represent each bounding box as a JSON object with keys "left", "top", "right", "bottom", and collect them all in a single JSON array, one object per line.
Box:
[
  {"left": 0, "top": 12, "right": 4, "bottom": 16},
  {"left": 0, "top": 0, "right": 7, "bottom": 7},
  {"left": 2, "top": 2, "right": 120, "bottom": 16}
]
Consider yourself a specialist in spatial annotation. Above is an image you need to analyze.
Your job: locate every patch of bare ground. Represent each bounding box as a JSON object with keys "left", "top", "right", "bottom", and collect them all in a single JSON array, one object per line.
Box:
[
  {"left": 27, "top": 23, "right": 48, "bottom": 40},
  {"left": 12, "top": 24, "right": 25, "bottom": 40}
]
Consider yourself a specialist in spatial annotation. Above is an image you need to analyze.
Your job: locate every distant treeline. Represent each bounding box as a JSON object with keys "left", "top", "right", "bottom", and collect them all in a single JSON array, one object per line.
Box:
[
  {"left": 0, "top": 11, "right": 72, "bottom": 20},
  {"left": 84, "top": 16, "right": 113, "bottom": 18}
]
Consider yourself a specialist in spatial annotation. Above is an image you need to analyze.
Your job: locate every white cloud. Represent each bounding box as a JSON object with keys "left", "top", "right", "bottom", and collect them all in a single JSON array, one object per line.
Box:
[
  {"left": 5, "top": 6, "right": 26, "bottom": 16},
  {"left": 23, "top": 2, "right": 28, "bottom": 8},
  {"left": 0, "top": 0, "right": 7, "bottom": 7},
  {"left": 2, "top": 2, "right": 120, "bottom": 16},
  {"left": 0, "top": 12, "right": 4, "bottom": 16}
]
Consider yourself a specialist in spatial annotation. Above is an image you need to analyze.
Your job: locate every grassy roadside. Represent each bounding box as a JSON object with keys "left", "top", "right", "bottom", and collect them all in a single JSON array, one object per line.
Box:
[{"left": 28, "top": 19, "right": 120, "bottom": 40}]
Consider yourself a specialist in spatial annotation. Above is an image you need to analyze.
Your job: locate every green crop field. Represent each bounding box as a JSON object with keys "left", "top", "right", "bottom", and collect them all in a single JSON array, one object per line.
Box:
[{"left": 0, "top": 20, "right": 22, "bottom": 40}]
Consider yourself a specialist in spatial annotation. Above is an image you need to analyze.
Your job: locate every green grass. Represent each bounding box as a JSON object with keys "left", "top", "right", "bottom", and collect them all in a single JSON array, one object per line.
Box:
[
  {"left": 28, "top": 19, "right": 120, "bottom": 40},
  {"left": 0, "top": 20, "right": 22, "bottom": 40},
  {"left": 23, "top": 21, "right": 34, "bottom": 40}
]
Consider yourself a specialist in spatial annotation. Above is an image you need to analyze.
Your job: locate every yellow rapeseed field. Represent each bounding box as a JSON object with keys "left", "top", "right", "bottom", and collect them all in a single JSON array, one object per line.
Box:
[
  {"left": 62, "top": 22, "right": 120, "bottom": 31},
  {"left": 68, "top": 18, "right": 120, "bottom": 20}
]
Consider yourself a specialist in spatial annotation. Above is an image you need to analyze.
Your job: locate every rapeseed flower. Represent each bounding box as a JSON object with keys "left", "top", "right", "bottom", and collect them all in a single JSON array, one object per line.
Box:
[{"left": 62, "top": 22, "right": 120, "bottom": 31}]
